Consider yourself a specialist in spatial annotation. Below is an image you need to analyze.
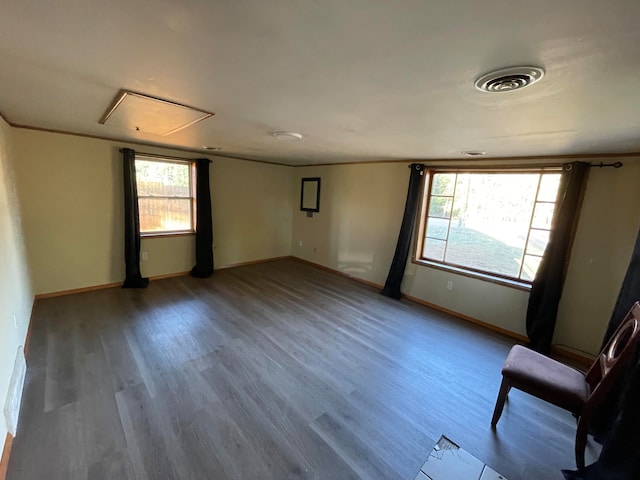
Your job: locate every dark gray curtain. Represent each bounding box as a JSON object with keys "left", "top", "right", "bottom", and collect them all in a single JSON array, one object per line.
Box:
[
  {"left": 526, "top": 161, "right": 589, "bottom": 353},
  {"left": 562, "top": 356, "right": 640, "bottom": 480},
  {"left": 602, "top": 224, "right": 640, "bottom": 345},
  {"left": 589, "top": 223, "right": 640, "bottom": 446},
  {"left": 381, "top": 163, "right": 425, "bottom": 299},
  {"left": 191, "top": 158, "right": 214, "bottom": 278},
  {"left": 122, "top": 148, "right": 149, "bottom": 288}
]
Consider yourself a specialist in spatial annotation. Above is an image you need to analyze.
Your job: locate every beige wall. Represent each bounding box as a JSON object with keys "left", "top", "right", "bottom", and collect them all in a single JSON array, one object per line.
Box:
[
  {"left": 7, "top": 121, "right": 640, "bottom": 359},
  {"left": 0, "top": 117, "right": 33, "bottom": 442},
  {"left": 292, "top": 159, "right": 640, "bottom": 356},
  {"left": 292, "top": 163, "right": 407, "bottom": 281},
  {"left": 555, "top": 160, "right": 640, "bottom": 354},
  {"left": 7, "top": 119, "right": 639, "bottom": 448},
  {"left": 12, "top": 129, "right": 293, "bottom": 294}
]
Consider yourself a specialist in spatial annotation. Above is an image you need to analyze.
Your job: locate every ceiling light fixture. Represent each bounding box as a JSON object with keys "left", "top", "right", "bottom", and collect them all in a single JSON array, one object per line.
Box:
[
  {"left": 272, "top": 131, "right": 303, "bottom": 141},
  {"left": 474, "top": 66, "right": 545, "bottom": 93},
  {"left": 202, "top": 146, "right": 221, "bottom": 151},
  {"left": 462, "top": 151, "right": 487, "bottom": 157}
]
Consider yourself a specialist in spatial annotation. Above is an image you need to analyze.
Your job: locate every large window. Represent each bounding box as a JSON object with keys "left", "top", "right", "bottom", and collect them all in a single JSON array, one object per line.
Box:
[
  {"left": 415, "top": 169, "right": 562, "bottom": 285},
  {"left": 135, "top": 156, "right": 196, "bottom": 235}
]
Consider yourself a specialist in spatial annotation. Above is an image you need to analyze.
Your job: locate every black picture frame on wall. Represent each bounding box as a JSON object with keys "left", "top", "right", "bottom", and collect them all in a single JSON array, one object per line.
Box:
[{"left": 300, "top": 177, "right": 321, "bottom": 213}]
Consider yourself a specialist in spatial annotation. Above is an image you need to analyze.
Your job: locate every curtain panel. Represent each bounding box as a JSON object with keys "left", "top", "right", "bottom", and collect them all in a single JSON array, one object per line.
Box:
[
  {"left": 122, "top": 148, "right": 149, "bottom": 288},
  {"left": 589, "top": 223, "right": 640, "bottom": 447},
  {"left": 191, "top": 158, "right": 214, "bottom": 278},
  {"left": 526, "top": 161, "right": 589, "bottom": 353},
  {"left": 602, "top": 223, "right": 640, "bottom": 345},
  {"left": 381, "top": 163, "right": 425, "bottom": 299},
  {"left": 562, "top": 356, "right": 640, "bottom": 479}
]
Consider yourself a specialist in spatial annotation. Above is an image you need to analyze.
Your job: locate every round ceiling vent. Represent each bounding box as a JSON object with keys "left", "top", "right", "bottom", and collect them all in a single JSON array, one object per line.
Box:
[
  {"left": 462, "top": 151, "right": 487, "bottom": 157},
  {"left": 272, "top": 131, "right": 303, "bottom": 141},
  {"left": 475, "top": 66, "right": 545, "bottom": 93}
]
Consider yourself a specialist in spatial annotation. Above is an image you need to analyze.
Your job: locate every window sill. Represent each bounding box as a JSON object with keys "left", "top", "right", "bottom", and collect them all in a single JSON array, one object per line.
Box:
[
  {"left": 411, "top": 258, "right": 532, "bottom": 291},
  {"left": 140, "top": 231, "right": 195, "bottom": 239}
]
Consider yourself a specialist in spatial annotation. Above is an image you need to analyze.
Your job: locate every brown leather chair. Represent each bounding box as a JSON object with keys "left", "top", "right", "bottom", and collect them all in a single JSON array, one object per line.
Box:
[{"left": 491, "top": 302, "right": 640, "bottom": 471}]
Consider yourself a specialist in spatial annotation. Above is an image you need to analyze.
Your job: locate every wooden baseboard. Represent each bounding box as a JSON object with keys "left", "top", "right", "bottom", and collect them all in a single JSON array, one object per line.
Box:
[
  {"left": 404, "top": 293, "right": 593, "bottom": 365},
  {"left": 31, "top": 256, "right": 595, "bottom": 363},
  {"left": 291, "top": 257, "right": 382, "bottom": 290},
  {"left": 215, "top": 256, "right": 294, "bottom": 271},
  {"left": 290, "top": 256, "right": 595, "bottom": 365},
  {"left": 550, "top": 345, "right": 594, "bottom": 370},
  {"left": 291, "top": 257, "right": 526, "bottom": 339},
  {"left": 401, "top": 292, "right": 530, "bottom": 343},
  {"left": 146, "top": 271, "right": 191, "bottom": 281},
  {"left": 34, "top": 256, "right": 294, "bottom": 299},
  {"left": 35, "top": 281, "right": 123, "bottom": 299},
  {"left": 23, "top": 301, "right": 36, "bottom": 358},
  {"left": 34, "top": 272, "right": 195, "bottom": 299},
  {"left": 0, "top": 433, "right": 13, "bottom": 480}
]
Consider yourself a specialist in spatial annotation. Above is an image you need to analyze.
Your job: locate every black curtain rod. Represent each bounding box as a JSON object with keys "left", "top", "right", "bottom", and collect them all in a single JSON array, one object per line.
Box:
[
  {"left": 118, "top": 148, "right": 212, "bottom": 163},
  {"left": 408, "top": 161, "right": 624, "bottom": 169},
  {"left": 591, "top": 161, "right": 623, "bottom": 168}
]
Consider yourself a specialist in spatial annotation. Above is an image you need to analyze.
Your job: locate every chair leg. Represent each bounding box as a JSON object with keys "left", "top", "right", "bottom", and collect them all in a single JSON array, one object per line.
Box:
[
  {"left": 491, "top": 377, "right": 511, "bottom": 427},
  {"left": 575, "top": 417, "right": 588, "bottom": 471}
]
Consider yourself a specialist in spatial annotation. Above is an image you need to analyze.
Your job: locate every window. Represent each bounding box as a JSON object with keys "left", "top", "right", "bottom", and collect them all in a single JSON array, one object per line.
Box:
[
  {"left": 415, "top": 169, "right": 562, "bottom": 286},
  {"left": 135, "top": 156, "right": 196, "bottom": 235}
]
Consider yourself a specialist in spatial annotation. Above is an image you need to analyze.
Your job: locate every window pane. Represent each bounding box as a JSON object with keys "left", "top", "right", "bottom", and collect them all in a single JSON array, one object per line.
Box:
[
  {"left": 431, "top": 173, "right": 456, "bottom": 196},
  {"left": 537, "top": 173, "right": 561, "bottom": 202},
  {"left": 417, "top": 169, "right": 566, "bottom": 283},
  {"left": 520, "top": 254, "right": 542, "bottom": 281},
  {"left": 139, "top": 198, "right": 192, "bottom": 232},
  {"left": 428, "top": 196, "right": 453, "bottom": 218},
  {"left": 423, "top": 238, "right": 446, "bottom": 261},
  {"left": 426, "top": 217, "right": 449, "bottom": 240},
  {"left": 526, "top": 229, "right": 550, "bottom": 256},
  {"left": 441, "top": 173, "right": 538, "bottom": 277},
  {"left": 136, "top": 160, "right": 191, "bottom": 197},
  {"left": 531, "top": 202, "right": 555, "bottom": 229},
  {"left": 445, "top": 226, "right": 523, "bottom": 278}
]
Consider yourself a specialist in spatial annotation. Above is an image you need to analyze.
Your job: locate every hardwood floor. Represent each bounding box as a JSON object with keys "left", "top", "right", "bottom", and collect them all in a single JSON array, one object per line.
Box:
[{"left": 7, "top": 259, "right": 591, "bottom": 479}]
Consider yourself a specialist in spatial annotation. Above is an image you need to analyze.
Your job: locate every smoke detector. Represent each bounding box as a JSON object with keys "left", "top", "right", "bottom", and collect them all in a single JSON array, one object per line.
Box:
[{"left": 475, "top": 66, "right": 545, "bottom": 93}]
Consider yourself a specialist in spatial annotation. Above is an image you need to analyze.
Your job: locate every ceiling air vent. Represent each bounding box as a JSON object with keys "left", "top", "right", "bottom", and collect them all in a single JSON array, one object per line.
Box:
[{"left": 474, "top": 66, "right": 545, "bottom": 93}]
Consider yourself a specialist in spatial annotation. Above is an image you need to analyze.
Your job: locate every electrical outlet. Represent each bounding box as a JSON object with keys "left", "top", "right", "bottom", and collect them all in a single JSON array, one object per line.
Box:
[
  {"left": 447, "top": 281, "right": 453, "bottom": 290},
  {"left": 142, "top": 252, "right": 148, "bottom": 261},
  {"left": 298, "top": 240, "right": 303, "bottom": 247}
]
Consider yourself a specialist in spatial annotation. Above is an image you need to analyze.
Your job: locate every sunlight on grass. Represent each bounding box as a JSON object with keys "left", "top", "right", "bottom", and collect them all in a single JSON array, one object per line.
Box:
[{"left": 423, "top": 171, "right": 561, "bottom": 280}]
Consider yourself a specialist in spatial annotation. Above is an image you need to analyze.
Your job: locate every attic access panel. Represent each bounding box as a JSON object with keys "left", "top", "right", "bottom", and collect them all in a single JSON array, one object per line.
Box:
[{"left": 99, "top": 90, "right": 214, "bottom": 136}]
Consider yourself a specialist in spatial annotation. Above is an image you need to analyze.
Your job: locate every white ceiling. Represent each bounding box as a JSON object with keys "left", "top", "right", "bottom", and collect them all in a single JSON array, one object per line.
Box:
[{"left": 1, "top": 0, "right": 639, "bottom": 166}]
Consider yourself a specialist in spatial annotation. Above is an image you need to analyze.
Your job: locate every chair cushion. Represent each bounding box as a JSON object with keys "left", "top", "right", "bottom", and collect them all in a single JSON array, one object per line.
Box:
[{"left": 502, "top": 345, "right": 588, "bottom": 413}]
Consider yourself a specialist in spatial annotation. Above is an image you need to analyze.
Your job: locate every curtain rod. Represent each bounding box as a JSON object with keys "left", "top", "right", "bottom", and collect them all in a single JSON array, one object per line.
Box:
[
  {"left": 591, "top": 161, "right": 623, "bottom": 168},
  {"left": 118, "top": 149, "right": 212, "bottom": 163},
  {"left": 408, "top": 161, "right": 624, "bottom": 169}
]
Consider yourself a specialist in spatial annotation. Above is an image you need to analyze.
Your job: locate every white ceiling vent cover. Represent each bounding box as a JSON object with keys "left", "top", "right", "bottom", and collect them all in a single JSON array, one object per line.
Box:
[
  {"left": 100, "top": 90, "right": 214, "bottom": 136},
  {"left": 475, "top": 66, "right": 545, "bottom": 93}
]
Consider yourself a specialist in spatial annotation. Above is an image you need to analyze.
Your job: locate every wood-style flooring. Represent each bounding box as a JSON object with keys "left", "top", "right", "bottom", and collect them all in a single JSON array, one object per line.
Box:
[{"left": 7, "top": 259, "right": 592, "bottom": 480}]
